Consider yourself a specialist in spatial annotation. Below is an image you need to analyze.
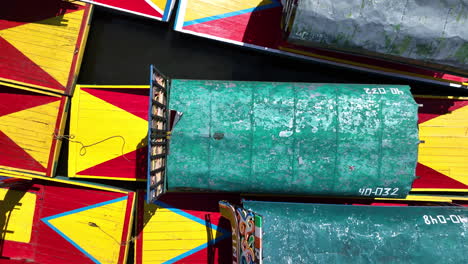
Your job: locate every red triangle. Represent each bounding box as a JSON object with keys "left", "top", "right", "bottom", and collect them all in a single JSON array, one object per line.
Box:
[
  {"left": 415, "top": 97, "right": 468, "bottom": 124},
  {"left": 0, "top": 38, "right": 65, "bottom": 90},
  {"left": 92, "top": 0, "right": 162, "bottom": 18},
  {"left": 0, "top": 1, "right": 84, "bottom": 30},
  {"left": 77, "top": 147, "right": 147, "bottom": 179},
  {"left": 82, "top": 88, "right": 149, "bottom": 120},
  {"left": 183, "top": 6, "right": 282, "bottom": 48},
  {"left": 0, "top": 130, "right": 46, "bottom": 172},
  {"left": 413, "top": 163, "right": 467, "bottom": 189},
  {"left": 0, "top": 83, "right": 60, "bottom": 117}
]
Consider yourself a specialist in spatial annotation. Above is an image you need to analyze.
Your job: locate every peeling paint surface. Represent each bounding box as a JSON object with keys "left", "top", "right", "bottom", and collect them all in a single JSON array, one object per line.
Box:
[
  {"left": 167, "top": 81, "right": 419, "bottom": 198},
  {"left": 244, "top": 201, "right": 468, "bottom": 264},
  {"left": 286, "top": 0, "right": 468, "bottom": 75}
]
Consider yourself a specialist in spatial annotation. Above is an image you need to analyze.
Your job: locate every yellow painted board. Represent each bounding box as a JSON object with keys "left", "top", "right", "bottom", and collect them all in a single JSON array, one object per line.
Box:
[
  {"left": 414, "top": 96, "right": 468, "bottom": 191},
  {"left": 0, "top": 188, "right": 36, "bottom": 243},
  {"left": 69, "top": 85, "right": 149, "bottom": 181},
  {"left": 135, "top": 193, "right": 231, "bottom": 264},
  {"left": 0, "top": 1, "right": 92, "bottom": 95},
  {"left": 0, "top": 81, "right": 68, "bottom": 178}
]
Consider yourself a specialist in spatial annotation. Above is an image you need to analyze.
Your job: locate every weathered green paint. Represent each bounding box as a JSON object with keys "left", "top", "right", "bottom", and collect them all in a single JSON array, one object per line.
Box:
[
  {"left": 243, "top": 201, "right": 468, "bottom": 264},
  {"left": 166, "top": 81, "right": 419, "bottom": 198},
  {"left": 285, "top": 0, "right": 468, "bottom": 75}
]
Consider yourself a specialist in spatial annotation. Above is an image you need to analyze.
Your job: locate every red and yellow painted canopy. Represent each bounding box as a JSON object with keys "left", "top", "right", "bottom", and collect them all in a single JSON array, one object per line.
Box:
[
  {"left": 69, "top": 85, "right": 149, "bottom": 181},
  {"left": 0, "top": 0, "right": 92, "bottom": 95},
  {"left": 0, "top": 82, "right": 68, "bottom": 178},
  {"left": 0, "top": 180, "right": 135, "bottom": 264},
  {"left": 413, "top": 95, "right": 468, "bottom": 192},
  {"left": 135, "top": 192, "right": 235, "bottom": 264}
]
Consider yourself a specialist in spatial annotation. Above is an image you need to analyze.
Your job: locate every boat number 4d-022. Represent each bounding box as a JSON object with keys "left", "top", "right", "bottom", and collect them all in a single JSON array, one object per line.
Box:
[{"left": 364, "top": 87, "right": 404, "bottom": 95}]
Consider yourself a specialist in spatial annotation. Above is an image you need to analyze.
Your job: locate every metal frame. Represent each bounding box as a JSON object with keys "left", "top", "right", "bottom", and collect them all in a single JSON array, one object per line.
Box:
[{"left": 146, "top": 65, "right": 170, "bottom": 203}]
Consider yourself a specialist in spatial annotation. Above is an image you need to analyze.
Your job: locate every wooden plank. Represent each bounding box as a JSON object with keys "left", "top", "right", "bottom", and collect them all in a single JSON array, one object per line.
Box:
[
  {"left": 0, "top": 180, "right": 135, "bottom": 264},
  {"left": 173, "top": 0, "right": 467, "bottom": 88},
  {"left": 0, "top": 82, "right": 68, "bottom": 177},
  {"left": 69, "top": 85, "right": 149, "bottom": 181},
  {"left": 413, "top": 96, "right": 468, "bottom": 191},
  {"left": 0, "top": 0, "right": 92, "bottom": 95}
]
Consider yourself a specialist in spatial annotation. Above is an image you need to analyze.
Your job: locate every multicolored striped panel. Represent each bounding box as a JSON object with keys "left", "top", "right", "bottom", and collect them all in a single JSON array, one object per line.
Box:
[{"left": 0, "top": 180, "right": 135, "bottom": 264}]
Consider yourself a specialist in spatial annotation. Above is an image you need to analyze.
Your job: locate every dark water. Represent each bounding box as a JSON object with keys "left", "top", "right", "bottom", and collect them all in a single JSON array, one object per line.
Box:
[{"left": 78, "top": 7, "right": 468, "bottom": 96}]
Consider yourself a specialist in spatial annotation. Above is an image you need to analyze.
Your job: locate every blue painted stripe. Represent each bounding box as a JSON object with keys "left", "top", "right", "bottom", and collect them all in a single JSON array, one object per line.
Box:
[
  {"left": 41, "top": 195, "right": 128, "bottom": 264},
  {"left": 147, "top": 65, "right": 153, "bottom": 203},
  {"left": 174, "top": 0, "right": 184, "bottom": 30},
  {"left": 162, "top": 0, "right": 173, "bottom": 21},
  {"left": 42, "top": 220, "right": 101, "bottom": 264},
  {"left": 42, "top": 196, "right": 127, "bottom": 221},
  {"left": 182, "top": 1, "right": 281, "bottom": 27},
  {"left": 0, "top": 177, "right": 12, "bottom": 181},
  {"left": 155, "top": 200, "right": 231, "bottom": 264}
]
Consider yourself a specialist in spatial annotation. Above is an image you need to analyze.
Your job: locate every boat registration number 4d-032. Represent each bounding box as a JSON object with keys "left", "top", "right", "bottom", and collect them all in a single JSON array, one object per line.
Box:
[
  {"left": 358, "top": 187, "right": 400, "bottom": 197},
  {"left": 147, "top": 65, "right": 420, "bottom": 203}
]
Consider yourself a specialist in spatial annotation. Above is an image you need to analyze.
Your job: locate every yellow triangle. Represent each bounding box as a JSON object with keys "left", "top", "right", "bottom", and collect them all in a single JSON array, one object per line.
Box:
[
  {"left": 419, "top": 105, "right": 468, "bottom": 185},
  {"left": 72, "top": 89, "right": 148, "bottom": 173},
  {"left": 185, "top": 0, "right": 274, "bottom": 22},
  {"left": 146, "top": 0, "right": 167, "bottom": 14},
  {"left": 44, "top": 197, "right": 129, "bottom": 264},
  {"left": 0, "top": 100, "right": 60, "bottom": 168},
  {"left": 142, "top": 202, "right": 226, "bottom": 263},
  {"left": 0, "top": 9, "right": 85, "bottom": 87}
]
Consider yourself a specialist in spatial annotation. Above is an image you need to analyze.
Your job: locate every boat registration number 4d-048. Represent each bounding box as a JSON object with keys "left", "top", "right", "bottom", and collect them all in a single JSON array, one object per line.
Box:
[{"left": 423, "top": 214, "right": 467, "bottom": 225}]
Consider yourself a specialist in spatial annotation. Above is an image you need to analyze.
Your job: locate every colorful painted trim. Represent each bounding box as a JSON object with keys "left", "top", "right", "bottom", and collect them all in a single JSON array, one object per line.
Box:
[{"left": 219, "top": 201, "right": 262, "bottom": 264}]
